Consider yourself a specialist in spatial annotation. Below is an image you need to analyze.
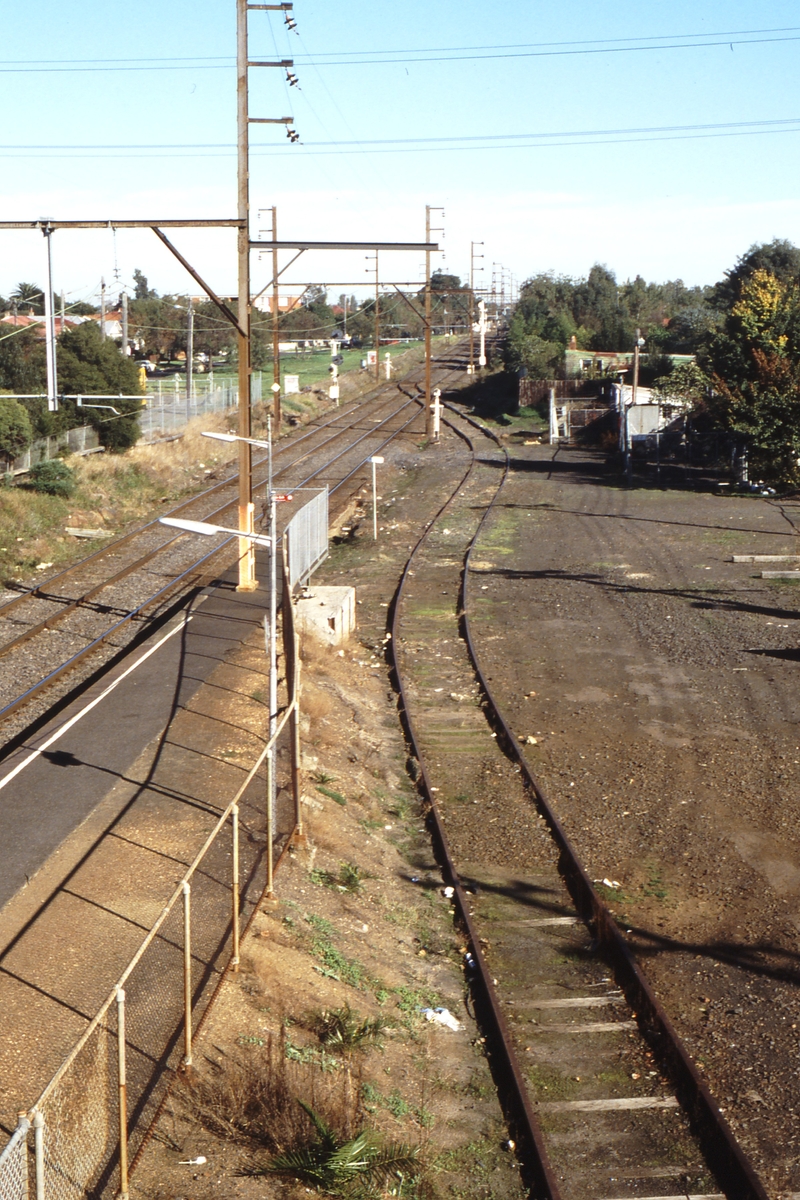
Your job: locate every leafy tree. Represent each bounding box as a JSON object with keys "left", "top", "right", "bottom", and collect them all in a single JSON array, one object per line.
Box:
[
  {"left": 0, "top": 397, "right": 33, "bottom": 463},
  {"left": 653, "top": 361, "right": 709, "bottom": 406},
  {"left": 133, "top": 269, "right": 157, "bottom": 301},
  {"left": 56, "top": 323, "right": 143, "bottom": 451},
  {"left": 128, "top": 294, "right": 184, "bottom": 360},
  {"left": 702, "top": 266, "right": 800, "bottom": 481},
  {"left": 0, "top": 324, "right": 46, "bottom": 397},
  {"left": 711, "top": 239, "right": 800, "bottom": 312},
  {"left": 505, "top": 263, "right": 718, "bottom": 377}
]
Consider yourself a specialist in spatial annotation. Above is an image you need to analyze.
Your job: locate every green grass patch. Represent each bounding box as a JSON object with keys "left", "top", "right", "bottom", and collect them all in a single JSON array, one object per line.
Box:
[
  {"left": 315, "top": 783, "right": 347, "bottom": 806},
  {"left": 304, "top": 914, "right": 376, "bottom": 991}
]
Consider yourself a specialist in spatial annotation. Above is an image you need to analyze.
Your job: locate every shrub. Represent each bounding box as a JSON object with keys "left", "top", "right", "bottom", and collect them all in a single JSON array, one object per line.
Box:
[
  {"left": 28, "top": 459, "right": 76, "bottom": 497},
  {"left": 0, "top": 397, "right": 33, "bottom": 463}
]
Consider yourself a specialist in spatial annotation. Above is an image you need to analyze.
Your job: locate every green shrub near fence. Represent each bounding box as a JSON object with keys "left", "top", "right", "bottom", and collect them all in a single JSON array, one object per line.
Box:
[{"left": 28, "top": 459, "right": 76, "bottom": 497}]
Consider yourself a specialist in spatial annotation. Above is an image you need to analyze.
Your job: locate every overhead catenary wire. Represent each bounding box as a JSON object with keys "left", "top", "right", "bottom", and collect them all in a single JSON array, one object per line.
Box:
[
  {"left": 5, "top": 116, "right": 800, "bottom": 158},
  {"left": 2, "top": 23, "right": 800, "bottom": 71}
]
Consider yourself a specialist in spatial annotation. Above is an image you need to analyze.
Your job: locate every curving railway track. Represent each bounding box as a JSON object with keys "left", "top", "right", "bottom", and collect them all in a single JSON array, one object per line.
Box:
[
  {"left": 0, "top": 354, "right": 464, "bottom": 747},
  {"left": 389, "top": 406, "right": 767, "bottom": 1200}
]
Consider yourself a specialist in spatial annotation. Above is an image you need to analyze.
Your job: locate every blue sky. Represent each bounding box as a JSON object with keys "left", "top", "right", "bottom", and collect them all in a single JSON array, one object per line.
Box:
[{"left": 2, "top": 0, "right": 800, "bottom": 305}]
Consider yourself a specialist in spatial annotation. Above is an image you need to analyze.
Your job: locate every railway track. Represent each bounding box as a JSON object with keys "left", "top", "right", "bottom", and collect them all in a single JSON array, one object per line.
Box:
[
  {"left": 389, "top": 406, "right": 767, "bottom": 1200},
  {"left": 0, "top": 354, "right": 464, "bottom": 745}
]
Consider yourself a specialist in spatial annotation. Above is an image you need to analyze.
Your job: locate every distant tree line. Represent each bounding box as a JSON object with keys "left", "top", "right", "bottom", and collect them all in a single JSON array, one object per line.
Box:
[
  {"left": 504, "top": 264, "right": 718, "bottom": 379},
  {"left": 506, "top": 240, "right": 800, "bottom": 485}
]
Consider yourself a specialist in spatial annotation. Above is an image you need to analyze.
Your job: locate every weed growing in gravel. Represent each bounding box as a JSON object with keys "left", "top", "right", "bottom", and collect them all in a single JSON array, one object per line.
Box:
[
  {"left": 284, "top": 1040, "right": 341, "bottom": 1073},
  {"left": 305, "top": 914, "right": 375, "bottom": 990},
  {"left": 306, "top": 1003, "right": 388, "bottom": 1055},
  {"left": 362, "top": 1084, "right": 434, "bottom": 1130},
  {"left": 310, "top": 862, "right": 371, "bottom": 893},
  {"left": 526, "top": 1063, "right": 579, "bottom": 1101},
  {"left": 593, "top": 881, "right": 632, "bottom": 905},
  {"left": 433, "top": 1135, "right": 503, "bottom": 1180},
  {"left": 252, "top": 1099, "right": 420, "bottom": 1195},
  {"left": 314, "top": 773, "right": 348, "bottom": 805},
  {"left": 388, "top": 795, "right": 411, "bottom": 820},
  {"left": 643, "top": 864, "right": 669, "bottom": 900}
]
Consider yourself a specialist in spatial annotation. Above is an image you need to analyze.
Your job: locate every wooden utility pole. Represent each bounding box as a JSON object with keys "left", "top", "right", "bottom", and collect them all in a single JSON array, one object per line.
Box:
[
  {"left": 236, "top": 0, "right": 256, "bottom": 590},
  {"left": 424, "top": 206, "right": 432, "bottom": 435},
  {"left": 272, "top": 205, "right": 281, "bottom": 427},
  {"left": 374, "top": 250, "right": 380, "bottom": 381}
]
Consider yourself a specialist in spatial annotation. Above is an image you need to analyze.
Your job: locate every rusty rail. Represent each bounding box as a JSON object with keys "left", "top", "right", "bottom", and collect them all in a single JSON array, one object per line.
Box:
[{"left": 388, "top": 397, "right": 769, "bottom": 1200}]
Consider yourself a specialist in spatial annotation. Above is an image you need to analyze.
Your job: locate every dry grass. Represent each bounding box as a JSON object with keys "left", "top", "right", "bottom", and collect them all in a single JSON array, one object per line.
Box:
[
  {"left": 181, "top": 1029, "right": 363, "bottom": 1155},
  {"left": 304, "top": 684, "right": 333, "bottom": 720},
  {"left": 0, "top": 407, "right": 246, "bottom": 585}
]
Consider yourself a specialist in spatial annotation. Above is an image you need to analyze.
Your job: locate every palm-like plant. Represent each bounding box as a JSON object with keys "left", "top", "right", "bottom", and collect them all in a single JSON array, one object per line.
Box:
[
  {"left": 256, "top": 1100, "right": 418, "bottom": 1195},
  {"left": 11, "top": 283, "right": 44, "bottom": 313},
  {"left": 311, "top": 1004, "right": 387, "bottom": 1054}
]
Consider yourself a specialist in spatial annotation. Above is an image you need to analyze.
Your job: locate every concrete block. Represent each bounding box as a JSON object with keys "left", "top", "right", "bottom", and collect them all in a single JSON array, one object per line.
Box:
[{"left": 296, "top": 585, "right": 356, "bottom": 646}]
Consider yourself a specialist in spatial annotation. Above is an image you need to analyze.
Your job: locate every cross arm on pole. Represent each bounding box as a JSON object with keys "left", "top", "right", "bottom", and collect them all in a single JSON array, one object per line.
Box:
[
  {"left": 0, "top": 219, "right": 244, "bottom": 230},
  {"left": 248, "top": 240, "right": 438, "bottom": 252},
  {"left": 151, "top": 227, "right": 247, "bottom": 339},
  {"left": 251, "top": 258, "right": 306, "bottom": 308},
  {"left": 391, "top": 283, "right": 431, "bottom": 329}
]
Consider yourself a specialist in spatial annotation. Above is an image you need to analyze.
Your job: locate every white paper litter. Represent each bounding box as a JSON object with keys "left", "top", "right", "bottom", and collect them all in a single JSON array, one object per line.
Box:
[{"left": 421, "top": 1007, "right": 462, "bottom": 1031}]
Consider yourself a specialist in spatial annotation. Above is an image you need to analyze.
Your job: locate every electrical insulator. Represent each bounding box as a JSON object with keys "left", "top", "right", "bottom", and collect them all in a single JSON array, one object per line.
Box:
[
  {"left": 286, "top": 70, "right": 299, "bottom": 87},
  {"left": 286, "top": 126, "right": 300, "bottom": 143},
  {"left": 284, "top": 12, "right": 297, "bottom": 31}
]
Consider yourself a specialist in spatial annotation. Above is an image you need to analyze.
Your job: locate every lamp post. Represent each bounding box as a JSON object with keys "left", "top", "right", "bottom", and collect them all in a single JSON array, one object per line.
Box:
[{"left": 200, "top": 425, "right": 291, "bottom": 837}]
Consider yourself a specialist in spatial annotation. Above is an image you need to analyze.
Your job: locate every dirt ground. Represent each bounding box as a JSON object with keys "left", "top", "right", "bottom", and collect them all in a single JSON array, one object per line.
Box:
[
  {"left": 134, "top": 435, "right": 529, "bottom": 1200},
  {"left": 463, "top": 439, "right": 800, "bottom": 1195},
  {"left": 122, "top": 407, "right": 800, "bottom": 1198}
]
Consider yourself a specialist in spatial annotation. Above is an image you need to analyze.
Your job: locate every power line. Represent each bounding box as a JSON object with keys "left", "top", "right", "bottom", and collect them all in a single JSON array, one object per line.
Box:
[
  {"left": 1, "top": 25, "right": 800, "bottom": 72},
  {"left": 288, "top": 31, "right": 800, "bottom": 66},
  {"left": 4, "top": 116, "right": 800, "bottom": 157}
]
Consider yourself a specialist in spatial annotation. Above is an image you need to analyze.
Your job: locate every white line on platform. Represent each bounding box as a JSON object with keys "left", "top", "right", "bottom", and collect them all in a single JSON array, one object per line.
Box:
[
  {"left": 0, "top": 612, "right": 195, "bottom": 795},
  {"left": 537, "top": 1095, "right": 678, "bottom": 1113}
]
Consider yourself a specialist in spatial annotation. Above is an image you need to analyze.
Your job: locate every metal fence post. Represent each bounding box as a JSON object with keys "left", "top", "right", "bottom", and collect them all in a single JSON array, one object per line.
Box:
[
  {"left": 182, "top": 882, "right": 192, "bottom": 1067},
  {"left": 116, "top": 987, "right": 129, "bottom": 1200},
  {"left": 263, "top": 614, "right": 275, "bottom": 899},
  {"left": 14, "top": 1113, "right": 30, "bottom": 1200},
  {"left": 292, "top": 635, "right": 302, "bottom": 837},
  {"left": 33, "top": 1112, "right": 43, "bottom": 1200},
  {"left": 231, "top": 804, "right": 240, "bottom": 970}
]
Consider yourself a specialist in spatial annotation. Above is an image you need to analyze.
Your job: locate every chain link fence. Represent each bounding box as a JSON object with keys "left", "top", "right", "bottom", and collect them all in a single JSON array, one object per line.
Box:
[
  {"left": 0, "top": 1119, "right": 29, "bottom": 1200},
  {"left": 0, "top": 552, "right": 302, "bottom": 1200},
  {"left": 4, "top": 425, "right": 100, "bottom": 479},
  {"left": 140, "top": 373, "right": 263, "bottom": 439},
  {"left": 286, "top": 487, "right": 329, "bottom": 588}
]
